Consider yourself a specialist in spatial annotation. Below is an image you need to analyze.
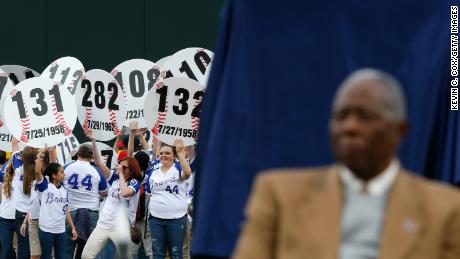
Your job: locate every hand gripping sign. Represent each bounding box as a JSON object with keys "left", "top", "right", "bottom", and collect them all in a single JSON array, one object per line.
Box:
[
  {"left": 144, "top": 77, "right": 205, "bottom": 146},
  {"left": 81, "top": 141, "right": 118, "bottom": 169},
  {"left": 163, "top": 47, "right": 213, "bottom": 86},
  {"left": 111, "top": 59, "right": 165, "bottom": 128},
  {"left": 0, "top": 65, "right": 40, "bottom": 85},
  {"left": 41, "top": 57, "right": 85, "bottom": 95},
  {"left": 3, "top": 77, "right": 77, "bottom": 148},
  {"left": 75, "top": 69, "right": 126, "bottom": 142},
  {"left": 0, "top": 69, "right": 16, "bottom": 151}
]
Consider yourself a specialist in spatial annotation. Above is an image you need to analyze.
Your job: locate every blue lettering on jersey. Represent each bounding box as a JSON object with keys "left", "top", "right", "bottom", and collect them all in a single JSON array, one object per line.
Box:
[
  {"left": 165, "top": 185, "right": 179, "bottom": 194},
  {"left": 154, "top": 177, "right": 180, "bottom": 187},
  {"left": 67, "top": 174, "right": 93, "bottom": 191},
  {"left": 45, "top": 192, "right": 67, "bottom": 204}
]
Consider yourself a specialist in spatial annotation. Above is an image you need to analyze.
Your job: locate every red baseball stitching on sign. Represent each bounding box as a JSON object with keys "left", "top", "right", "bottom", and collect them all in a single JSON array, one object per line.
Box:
[
  {"left": 51, "top": 95, "right": 72, "bottom": 136},
  {"left": 191, "top": 98, "right": 200, "bottom": 141},
  {"left": 19, "top": 106, "right": 30, "bottom": 143},
  {"left": 151, "top": 101, "right": 168, "bottom": 136},
  {"left": 110, "top": 69, "right": 118, "bottom": 77},
  {"left": 199, "top": 56, "right": 208, "bottom": 68},
  {"left": 155, "top": 81, "right": 164, "bottom": 89},
  {"left": 0, "top": 119, "right": 4, "bottom": 128},
  {"left": 196, "top": 49, "right": 210, "bottom": 69},
  {"left": 108, "top": 86, "right": 120, "bottom": 136},
  {"left": 82, "top": 107, "right": 92, "bottom": 136},
  {"left": 81, "top": 83, "right": 92, "bottom": 136},
  {"left": 115, "top": 79, "right": 128, "bottom": 105},
  {"left": 160, "top": 70, "right": 166, "bottom": 79}
]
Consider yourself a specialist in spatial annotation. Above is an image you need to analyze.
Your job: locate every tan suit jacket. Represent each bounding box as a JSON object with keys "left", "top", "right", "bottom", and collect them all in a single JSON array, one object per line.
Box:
[{"left": 233, "top": 166, "right": 460, "bottom": 259}]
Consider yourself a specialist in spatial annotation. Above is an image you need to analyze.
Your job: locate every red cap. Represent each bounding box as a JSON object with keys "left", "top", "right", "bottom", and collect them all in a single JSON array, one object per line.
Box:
[{"left": 117, "top": 150, "right": 127, "bottom": 162}]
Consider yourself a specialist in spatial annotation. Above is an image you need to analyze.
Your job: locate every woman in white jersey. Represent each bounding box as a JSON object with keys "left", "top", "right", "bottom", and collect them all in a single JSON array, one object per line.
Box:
[
  {"left": 0, "top": 160, "right": 16, "bottom": 258},
  {"left": 35, "top": 162, "right": 78, "bottom": 259},
  {"left": 146, "top": 139, "right": 192, "bottom": 259},
  {"left": 81, "top": 154, "right": 143, "bottom": 259},
  {"left": 20, "top": 147, "right": 55, "bottom": 259},
  {"left": 11, "top": 141, "right": 38, "bottom": 259}
]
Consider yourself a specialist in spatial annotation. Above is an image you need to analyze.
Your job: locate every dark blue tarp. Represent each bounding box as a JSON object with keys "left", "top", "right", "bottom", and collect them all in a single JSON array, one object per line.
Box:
[{"left": 192, "top": 0, "right": 459, "bottom": 257}]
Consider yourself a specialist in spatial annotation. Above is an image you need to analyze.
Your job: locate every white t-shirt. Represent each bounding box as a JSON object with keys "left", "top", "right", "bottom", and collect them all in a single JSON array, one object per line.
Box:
[
  {"left": 64, "top": 160, "right": 108, "bottom": 211},
  {"left": 97, "top": 171, "right": 140, "bottom": 229},
  {"left": 36, "top": 178, "right": 68, "bottom": 234},
  {"left": 146, "top": 163, "right": 188, "bottom": 219},
  {"left": 11, "top": 152, "right": 32, "bottom": 213},
  {"left": 0, "top": 163, "right": 15, "bottom": 219},
  {"left": 28, "top": 183, "right": 41, "bottom": 219}
]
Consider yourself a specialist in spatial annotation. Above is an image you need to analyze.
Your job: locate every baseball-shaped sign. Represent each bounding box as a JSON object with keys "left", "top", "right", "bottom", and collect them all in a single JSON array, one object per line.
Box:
[
  {"left": 163, "top": 48, "right": 213, "bottom": 86},
  {"left": 41, "top": 57, "right": 85, "bottom": 95},
  {"left": 75, "top": 69, "right": 126, "bottom": 142},
  {"left": 0, "top": 65, "right": 40, "bottom": 85},
  {"left": 144, "top": 77, "right": 204, "bottom": 146},
  {"left": 81, "top": 141, "right": 118, "bottom": 169},
  {"left": 111, "top": 59, "right": 165, "bottom": 128},
  {"left": 0, "top": 69, "right": 16, "bottom": 151},
  {"left": 56, "top": 134, "right": 80, "bottom": 165},
  {"left": 3, "top": 77, "right": 77, "bottom": 148}
]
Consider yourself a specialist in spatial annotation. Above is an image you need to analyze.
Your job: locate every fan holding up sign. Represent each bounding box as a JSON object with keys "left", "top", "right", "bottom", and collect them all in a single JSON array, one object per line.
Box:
[
  {"left": 75, "top": 69, "right": 127, "bottom": 142},
  {"left": 144, "top": 77, "right": 205, "bottom": 147},
  {"left": 3, "top": 77, "right": 77, "bottom": 148}
]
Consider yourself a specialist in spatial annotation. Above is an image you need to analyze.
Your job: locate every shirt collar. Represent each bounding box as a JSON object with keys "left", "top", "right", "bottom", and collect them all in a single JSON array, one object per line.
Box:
[
  {"left": 339, "top": 159, "right": 400, "bottom": 196},
  {"left": 77, "top": 160, "right": 90, "bottom": 164}
]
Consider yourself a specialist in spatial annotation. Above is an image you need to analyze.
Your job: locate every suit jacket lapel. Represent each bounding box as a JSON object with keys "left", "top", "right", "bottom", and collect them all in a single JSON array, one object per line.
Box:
[
  {"left": 299, "top": 166, "right": 342, "bottom": 258},
  {"left": 379, "top": 170, "right": 425, "bottom": 259}
]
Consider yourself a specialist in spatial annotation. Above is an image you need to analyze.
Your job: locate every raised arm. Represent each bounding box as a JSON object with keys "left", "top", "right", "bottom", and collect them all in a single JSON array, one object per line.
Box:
[
  {"left": 175, "top": 139, "right": 192, "bottom": 180},
  {"left": 138, "top": 129, "right": 149, "bottom": 153},
  {"left": 12, "top": 137, "right": 19, "bottom": 153},
  {"left": 117, "top": 165, "right": 136, "bottom": 198},
  {"left": 128, "top": 121, "right": 138, "bottom": 158},
  {"left": 88, "top": 136, "right": 111, "bottom": 179},
  {"left": 48, "top": 146, "right": 57, "bottom": 163},
  {"left": 35, "top": 154, "right": 44, "bottom": 182},
  {"left": 113, "top": 127, "right": 126, "bottom": 153}
]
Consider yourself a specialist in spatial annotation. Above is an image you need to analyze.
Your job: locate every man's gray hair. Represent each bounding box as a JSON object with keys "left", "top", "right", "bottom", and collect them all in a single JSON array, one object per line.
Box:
[{"left": 340, "top": 68, "right": 407, "bottom": 121}]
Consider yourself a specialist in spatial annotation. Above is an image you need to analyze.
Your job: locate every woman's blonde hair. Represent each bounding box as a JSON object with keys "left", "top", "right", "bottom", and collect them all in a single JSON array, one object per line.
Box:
[{"left": 2, "top": 161, "right": 14, "bottom": 198}]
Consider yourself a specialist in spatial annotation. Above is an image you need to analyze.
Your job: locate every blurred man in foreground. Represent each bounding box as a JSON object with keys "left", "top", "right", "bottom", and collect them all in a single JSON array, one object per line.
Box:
[{"left": 233, "top": 68, "right": 460, "bottom": 259}]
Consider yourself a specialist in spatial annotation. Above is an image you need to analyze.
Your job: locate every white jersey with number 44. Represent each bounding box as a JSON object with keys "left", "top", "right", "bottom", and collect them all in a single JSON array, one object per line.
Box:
[
  {"left": 146, "top": 163, "right": 188, "bottom": 219},
  {"left": 63, "top": 160, "right": 108, "bottom": 211}
]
